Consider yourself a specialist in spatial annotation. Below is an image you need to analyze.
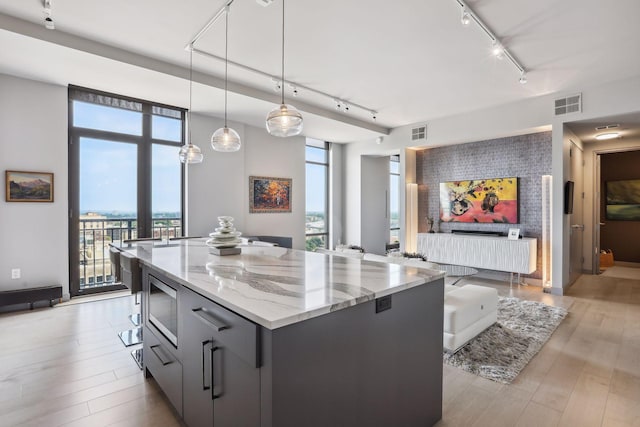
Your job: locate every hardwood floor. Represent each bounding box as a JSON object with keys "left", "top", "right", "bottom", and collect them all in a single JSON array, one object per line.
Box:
[{"left": 0, "top": 272, "right": 637, "bottom": 426}]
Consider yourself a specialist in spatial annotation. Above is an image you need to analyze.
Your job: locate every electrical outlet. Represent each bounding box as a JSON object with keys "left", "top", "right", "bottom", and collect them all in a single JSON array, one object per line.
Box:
[{"left": 11, "top": 268, "right": 21, "bottom": 279}]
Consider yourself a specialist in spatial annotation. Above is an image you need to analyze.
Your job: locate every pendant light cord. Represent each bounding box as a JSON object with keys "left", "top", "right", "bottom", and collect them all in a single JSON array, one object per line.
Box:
[
  {"left": 188, "top": 47, "right": 193, "bottom": 146},
  {"left": 281, "top": 0, "right": 285, "bottom": 105},
  {"left": 224, "top": 9, "right": 229, "bottom": 127}
]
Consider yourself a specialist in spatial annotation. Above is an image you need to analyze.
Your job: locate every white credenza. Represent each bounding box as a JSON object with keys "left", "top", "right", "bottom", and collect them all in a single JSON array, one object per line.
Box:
[{"left": 417, "top": 233, "right": 537, "bottom": 274}]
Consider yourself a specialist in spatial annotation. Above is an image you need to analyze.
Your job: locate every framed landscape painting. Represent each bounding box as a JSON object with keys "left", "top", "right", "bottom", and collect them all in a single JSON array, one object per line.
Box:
[
  {"left": 439, "top": 177, "right": 518, "bottom": 223},
  {"left": 5, "top": 170, "right": 54, "bottom": 202},
  {"left": 606, "top": 179, "right": 640, "bottom": 220},
  {"left": 249, "top": 176, "right": 291, "bottom": 213}
]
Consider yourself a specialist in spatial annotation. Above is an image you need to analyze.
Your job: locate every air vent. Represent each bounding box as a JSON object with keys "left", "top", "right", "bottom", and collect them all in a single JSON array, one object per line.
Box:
[
  {"left": 595, "top": 124, "right": 619, "bottom": 130},
  {"left": 554, "top": 94, "right": 582, "bottom": 116},
  {"left": 411, "top": 125, "right": 427, "bottom": 141}
]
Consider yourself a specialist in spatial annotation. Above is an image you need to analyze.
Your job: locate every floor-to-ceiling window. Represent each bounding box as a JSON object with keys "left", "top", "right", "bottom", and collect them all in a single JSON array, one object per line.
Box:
[
  {"left": 68, "top": 86, "right": 185, "bottom": 296},
  {"left": 390, "top": 155, "right": 400, "bottom": 245},
  {"left": 305, "top": 139, "right": 330, "bottom": 251}
]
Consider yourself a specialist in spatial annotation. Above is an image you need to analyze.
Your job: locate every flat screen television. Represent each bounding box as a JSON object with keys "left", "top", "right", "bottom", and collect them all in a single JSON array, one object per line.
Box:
[
  {"left": 606, "top": 179, "right": 640, "bottom": 220},
  {"left": 564, "top": 181, "right": 574, "bottom": 214}
]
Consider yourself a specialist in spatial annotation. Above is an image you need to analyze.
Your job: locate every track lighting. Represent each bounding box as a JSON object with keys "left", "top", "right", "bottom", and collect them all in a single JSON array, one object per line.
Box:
[
  {"left": 334, "top": 99, "right": 342, "bottom": 110},
  {"left": 43, "top": 0, "right": 55, "bottom": 30},
  {"left": 344, "top": 103, "right": 350, "bottom": 112},
  {"left": 519, "top": 73, "right": 527, "bottom": 84},
  {"left": 492, "top": 41, "right": 504, "bottom": 59},
  {"left": 454, "top": 0, "right": 528, "bottom": 85},
  {"left": 372, "top": 112, "right": 377, "bottom": 121},
  {"left": 461, "top": 8, "right": 471, "bottom": 26},
  {"left": 188, "top": 0, "right": 379, "bottom": 124}
]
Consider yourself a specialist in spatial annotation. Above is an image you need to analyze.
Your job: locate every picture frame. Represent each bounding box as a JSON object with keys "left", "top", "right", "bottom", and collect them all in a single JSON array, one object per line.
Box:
[
  {"left": 439, "top": 177, "right": 519, "bottom": 224},
  {"left": 605, "top": 179, "right": 640, "bottom": 221},
  {"left": 249, "top": 176, "right": 291, "bottom": 213},
  {"left": 5, "top": 170, "right": 54, "bottom": 202},
  {"left": 507, "top": 228, "right": 520, "bottom": 240}
]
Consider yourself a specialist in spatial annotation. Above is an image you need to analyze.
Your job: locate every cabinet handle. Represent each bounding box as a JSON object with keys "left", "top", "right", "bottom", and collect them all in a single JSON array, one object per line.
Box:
[
  {"left": 150, "top": 345, "right": 173, "bottom": 366},
  {"left": 201, "top": 340, "right": 212, "bottom": 391},
  {"left": 211, "top": 346, "right": 222, "bottom": 400},
  {"left": 192, "top": 308, "right": 229, "bottom": 331}
]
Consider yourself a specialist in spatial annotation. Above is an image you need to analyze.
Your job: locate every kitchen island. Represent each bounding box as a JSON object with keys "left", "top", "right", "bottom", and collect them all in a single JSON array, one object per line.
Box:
[{"left": 122, "top": 239, "right": 445, "bottom": 427}]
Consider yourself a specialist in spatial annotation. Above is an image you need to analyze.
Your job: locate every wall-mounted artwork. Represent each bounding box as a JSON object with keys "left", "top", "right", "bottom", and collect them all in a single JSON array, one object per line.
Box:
[
  {"left": 249, "top": 176, "right": 291, "bottom": 213},
  {"left": 5, "top": 170, "right": 54, "bottom": 202},
  {"left": 606, "top": 179, "right": 640, "bottom": 221},
  {"left": 439, "top": 177, "right": 518, "bottom": 223}
]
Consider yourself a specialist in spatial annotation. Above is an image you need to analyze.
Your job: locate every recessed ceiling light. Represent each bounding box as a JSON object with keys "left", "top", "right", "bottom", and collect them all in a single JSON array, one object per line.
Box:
[{"left": 595, "top": 132, "right": 620, "bottom": 140}]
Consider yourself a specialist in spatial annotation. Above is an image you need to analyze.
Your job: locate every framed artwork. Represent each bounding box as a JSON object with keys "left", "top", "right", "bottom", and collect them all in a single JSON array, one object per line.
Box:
[
  {"left": 249, "top": 176, "right": 291, "bottom": 213},
  {"left": 439, "top": 177, "right": 518, "bottom": 223},
  {"left": 508, "top": 228, "right": 521, "bottom": 240},
  {"left": 5, "top": 170, "right": 54, "bottom": 202},
  {"left": 606, "top": 179, "right": 640, "bottom": 221}
]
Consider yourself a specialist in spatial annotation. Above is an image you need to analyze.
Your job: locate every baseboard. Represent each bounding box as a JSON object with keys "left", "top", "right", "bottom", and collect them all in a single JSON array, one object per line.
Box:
[{"left": 614, "top": 261, "right": 640, "bottom": 268}]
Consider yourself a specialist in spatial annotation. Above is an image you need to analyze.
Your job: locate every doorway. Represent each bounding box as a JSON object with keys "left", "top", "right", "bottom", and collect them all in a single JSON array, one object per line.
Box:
[
  {"left": 593, "top": 149, "right": 640, "bottom": 274},
  {"left": 568, "top": 140, "right": 585, "bottom": 285},
  {"left": 68, "top": 87, "right": 185, "bottom": 297}
]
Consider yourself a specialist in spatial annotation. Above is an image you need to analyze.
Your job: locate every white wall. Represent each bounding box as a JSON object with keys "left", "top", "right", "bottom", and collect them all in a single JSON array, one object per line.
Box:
[
  {"left": 186, "top": 113, "right": 246, "bottom": 237},
  {"left": 0, "top": 74, "right": 69, "bottom": 298},
  {"left": 344, "top": 74, "right": 640, "bottom": 295},
  {"left": 360, "top": 156, "right": 389, "bottom": 254},
  {"left": 186, "top": 115, "right": 306, "bottom": 250},
  {"left": 242, "top": 126, "right": 306, "bottom": 250}
]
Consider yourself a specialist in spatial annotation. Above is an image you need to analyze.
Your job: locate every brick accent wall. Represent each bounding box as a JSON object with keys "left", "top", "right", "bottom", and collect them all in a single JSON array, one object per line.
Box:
[{"left": 415, "top": 131, "right": 552, "bottom": 278}]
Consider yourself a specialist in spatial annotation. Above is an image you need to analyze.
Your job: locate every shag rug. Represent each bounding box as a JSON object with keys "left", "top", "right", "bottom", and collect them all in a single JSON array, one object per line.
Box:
[{"left": 443, "top": 297, "right": 568, "bottom": 384}]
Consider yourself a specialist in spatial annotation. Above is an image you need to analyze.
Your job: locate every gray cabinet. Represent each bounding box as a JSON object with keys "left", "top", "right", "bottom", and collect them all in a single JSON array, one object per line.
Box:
[{"left": 180, "top": 286, "right": 260, "bottom": 427}]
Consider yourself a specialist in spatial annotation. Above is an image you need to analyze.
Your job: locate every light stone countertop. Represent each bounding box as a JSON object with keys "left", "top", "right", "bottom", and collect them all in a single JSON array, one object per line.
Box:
[{"left": 121, "top": 239, "right": 444, "bottom": 330}]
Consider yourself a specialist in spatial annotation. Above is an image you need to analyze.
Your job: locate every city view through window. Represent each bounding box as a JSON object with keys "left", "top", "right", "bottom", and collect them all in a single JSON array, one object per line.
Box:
[
  {"left": 71, "top": 93, "right": 183, "bottom": 292},
  {"left": 305, "top": 140, "right": 329, "bottom": 251}
]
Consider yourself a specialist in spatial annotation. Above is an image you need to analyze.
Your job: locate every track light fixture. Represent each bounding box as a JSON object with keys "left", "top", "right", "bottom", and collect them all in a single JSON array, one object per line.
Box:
[
  {"left": 519, "top": 72, "right": 527, "bottom": 84},
  {"left": 43, "top": 0, "right": 55, "bottom": 30},
  {"left": 461, "top": 8, "right": 471, "bottom": 26},
  {"left": 454, "top": 0, "right": 528, "bottom": 84},
  {"left": 491, "top": 41, "right": 504, "bottom": 59}
]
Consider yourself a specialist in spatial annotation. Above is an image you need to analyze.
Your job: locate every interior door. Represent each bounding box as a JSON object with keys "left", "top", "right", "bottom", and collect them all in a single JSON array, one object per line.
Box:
[{"left": 569, "top": 141, "right": 584, "bottom": 284}]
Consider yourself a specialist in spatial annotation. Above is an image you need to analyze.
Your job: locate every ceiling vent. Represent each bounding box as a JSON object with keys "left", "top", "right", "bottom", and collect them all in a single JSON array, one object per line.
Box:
[
  {"left": 411, "top": 125, "right": 427, "bottom": 141},
  {"left": 595, "top": 124, "right": 619, "bottom": 130},
  {"left": 554, "top": 93, "right": 582, "bottom": 116}
]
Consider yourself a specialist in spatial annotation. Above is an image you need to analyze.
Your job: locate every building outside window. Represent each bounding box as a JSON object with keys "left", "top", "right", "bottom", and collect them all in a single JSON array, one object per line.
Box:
[
  {"left": 305, "top": 139, "right": 330, "bottom": 251},
  {"left": 68, "top": 86, "right": 185, "bottom": 295}
]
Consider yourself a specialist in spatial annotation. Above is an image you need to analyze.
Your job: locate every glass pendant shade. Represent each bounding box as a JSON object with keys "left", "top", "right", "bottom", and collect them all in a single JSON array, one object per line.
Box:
[
  {"left": 266, "top": 104, "right": 303, "bottom": 137},
  {"left": 178, "top": 143, "right": 204, "bottom": 164},
  {"left": 211, "top": 126, "right": 241, "bottom": 152}
]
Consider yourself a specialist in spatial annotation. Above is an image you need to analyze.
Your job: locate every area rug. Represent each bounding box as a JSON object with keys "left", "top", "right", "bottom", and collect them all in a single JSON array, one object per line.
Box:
[{"left": 443, "top": 297, "right": 568, "bottom": 384}]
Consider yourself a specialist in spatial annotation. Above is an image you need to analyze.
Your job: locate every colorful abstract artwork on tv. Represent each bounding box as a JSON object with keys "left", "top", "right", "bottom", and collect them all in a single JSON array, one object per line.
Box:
[
  {"left": 606, "top": 179, "right": 640, "bottom": 221},
  {"left": 439, "top": 177, "right": 519, "bottom": 223}
]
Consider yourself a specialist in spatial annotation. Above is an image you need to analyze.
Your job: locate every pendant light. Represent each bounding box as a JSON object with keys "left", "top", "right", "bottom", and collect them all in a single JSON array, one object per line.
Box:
[
  {"left": 179, "top": 47, "right": 204, "bottom": 164},
  {"left": 266, "top": 0, "right": 303, "bottom": 137},
  {"left": 211, "top": 7, "right": 241, "bottom": 152}
]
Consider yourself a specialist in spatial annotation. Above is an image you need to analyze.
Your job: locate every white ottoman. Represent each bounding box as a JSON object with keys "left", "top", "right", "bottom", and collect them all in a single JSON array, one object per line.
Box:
[{"left": 443, "top": 284, "right": 498, "bottom": 352}]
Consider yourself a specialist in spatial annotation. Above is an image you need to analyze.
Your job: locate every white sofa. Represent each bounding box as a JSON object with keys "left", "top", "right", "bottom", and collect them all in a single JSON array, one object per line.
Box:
[{"left": 443, "top": 284, "right": 498, "bottom": 352}]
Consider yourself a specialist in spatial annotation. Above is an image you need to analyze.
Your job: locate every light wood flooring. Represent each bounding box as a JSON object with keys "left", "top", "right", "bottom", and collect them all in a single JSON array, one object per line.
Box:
[{"left": 0, "top": 272, "right": 638, "bottom": 427}]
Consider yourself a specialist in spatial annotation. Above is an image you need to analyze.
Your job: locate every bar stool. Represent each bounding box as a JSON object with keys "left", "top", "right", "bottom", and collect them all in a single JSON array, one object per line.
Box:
[{"left": 110, "top": 246, "right": 144, "bottom": 369}]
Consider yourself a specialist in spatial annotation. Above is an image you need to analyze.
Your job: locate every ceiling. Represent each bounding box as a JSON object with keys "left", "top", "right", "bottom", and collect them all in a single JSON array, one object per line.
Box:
[
  {"left": 1, "top": 0, "right": 640, "bottom": 143},
  {"left": 566, "top": 112, "right": 640, "bottom": 145}
]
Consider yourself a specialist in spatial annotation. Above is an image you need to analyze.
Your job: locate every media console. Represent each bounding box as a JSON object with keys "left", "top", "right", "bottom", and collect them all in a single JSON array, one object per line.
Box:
[{"left": 417, "top": 233, "right": 536, "bottom": 284}]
